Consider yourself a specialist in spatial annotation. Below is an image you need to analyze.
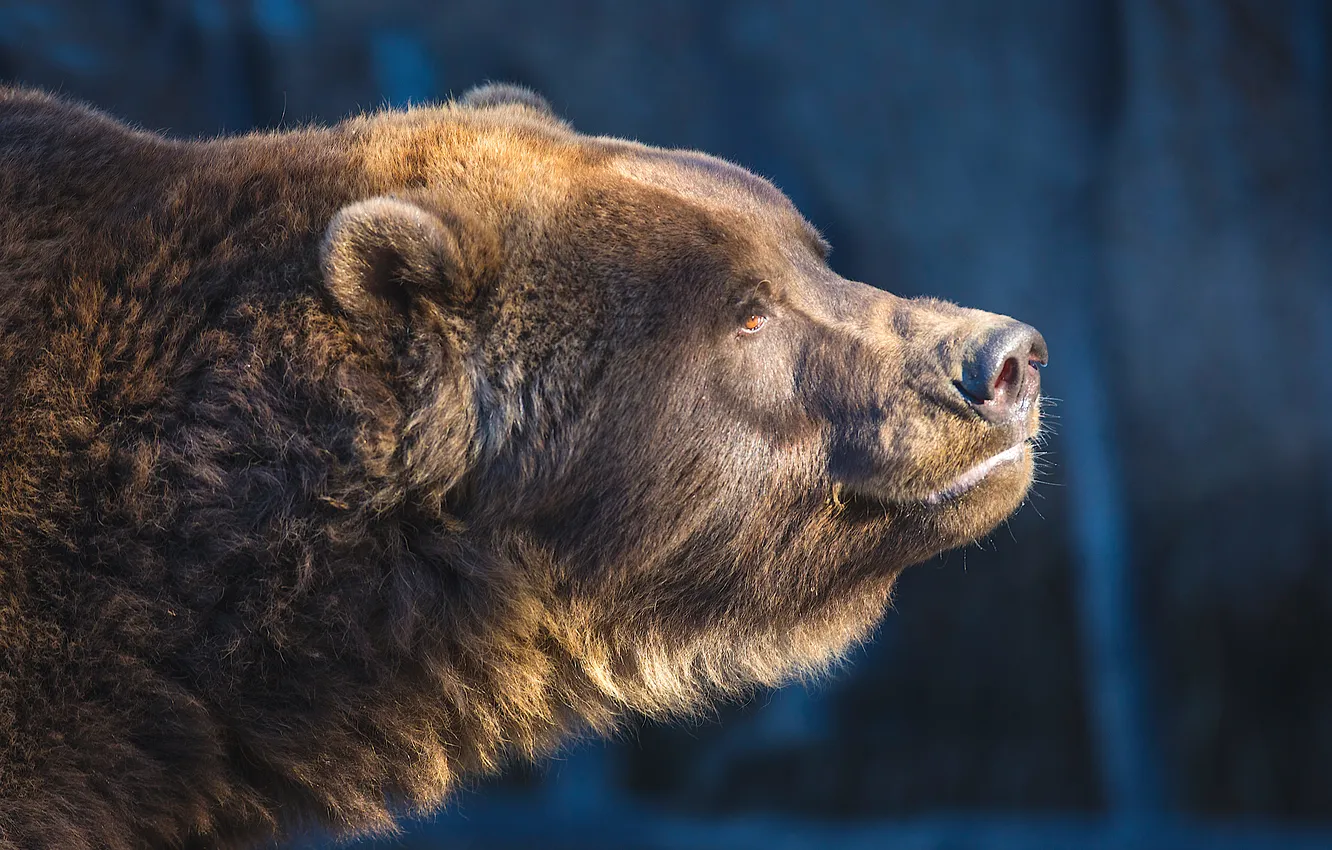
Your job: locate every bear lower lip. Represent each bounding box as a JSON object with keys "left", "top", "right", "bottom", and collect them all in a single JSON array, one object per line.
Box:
[{"left": 922, "top": 442, "right": 1029, "bottom": 505}]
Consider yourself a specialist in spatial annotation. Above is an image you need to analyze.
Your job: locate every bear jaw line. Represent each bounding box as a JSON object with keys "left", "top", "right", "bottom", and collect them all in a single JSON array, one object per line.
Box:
[{"left": 922, "top": 441, "right": 1029, "bottom": 505}]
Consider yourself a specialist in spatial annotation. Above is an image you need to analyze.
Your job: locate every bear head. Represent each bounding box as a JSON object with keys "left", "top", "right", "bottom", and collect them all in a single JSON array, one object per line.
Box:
[{"left": 320, "top": 83, "right": 1047, "bottom": 714}]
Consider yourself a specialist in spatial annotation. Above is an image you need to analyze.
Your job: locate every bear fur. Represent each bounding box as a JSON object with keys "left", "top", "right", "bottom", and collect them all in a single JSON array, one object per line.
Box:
[{"left": 0, "top": 83, "right": 1044, "bottom": 848}]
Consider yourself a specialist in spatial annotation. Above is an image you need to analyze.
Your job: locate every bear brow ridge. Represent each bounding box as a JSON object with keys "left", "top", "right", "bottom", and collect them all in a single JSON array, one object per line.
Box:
[{"left": 607, "top": 146, "right": 830, "bottom": 261}]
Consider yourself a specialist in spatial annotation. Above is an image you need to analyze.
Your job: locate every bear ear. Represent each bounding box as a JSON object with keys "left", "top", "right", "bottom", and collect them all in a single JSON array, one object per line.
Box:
[
  {"left": 320, "top": 197, "right": 476, "bottom": 333},
  {"left": 459, "top": 82, "right": 559, "bottom": 120},
  {"left": 323, "top": 197, "right": 487, "bottom": 505}
]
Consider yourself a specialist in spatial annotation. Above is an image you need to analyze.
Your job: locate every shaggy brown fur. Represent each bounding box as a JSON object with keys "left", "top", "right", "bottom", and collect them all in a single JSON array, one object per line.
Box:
[{"left": 0, "top": 83, "right": 1044, "bottom": 848}]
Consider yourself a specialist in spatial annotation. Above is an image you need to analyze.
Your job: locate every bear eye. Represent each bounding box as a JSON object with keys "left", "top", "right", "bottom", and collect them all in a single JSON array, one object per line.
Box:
[{"left": 740, "top": 314, "right": 767, "bottom": 334}]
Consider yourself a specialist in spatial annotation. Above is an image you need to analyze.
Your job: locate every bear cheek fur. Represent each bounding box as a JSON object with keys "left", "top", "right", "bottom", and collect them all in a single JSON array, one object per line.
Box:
[
  {"left": 475, "top": 310, "right": 894, "bottom": 710},
  {"left": 547, "top": 421, "right": 897, "bottom": 710}
]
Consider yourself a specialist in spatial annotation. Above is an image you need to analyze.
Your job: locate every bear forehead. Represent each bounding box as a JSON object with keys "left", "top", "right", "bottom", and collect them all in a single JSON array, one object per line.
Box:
[{"left": 605, "top": 143, "right": 829, "bottom": 261}]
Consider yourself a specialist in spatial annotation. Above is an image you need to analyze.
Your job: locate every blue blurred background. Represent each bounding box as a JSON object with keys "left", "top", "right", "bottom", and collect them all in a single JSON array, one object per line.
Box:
[{"left": 2, "top": 1, "right": 1329, "bottom": 848}]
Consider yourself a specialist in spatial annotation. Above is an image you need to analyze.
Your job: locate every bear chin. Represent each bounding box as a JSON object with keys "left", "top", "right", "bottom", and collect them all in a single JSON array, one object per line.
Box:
[
  {"left": 909, "top": 449, "right": 1037, "bottom": 551},
  {"left": 837, "top": 445, "right": 1036, "bottom": 555}
]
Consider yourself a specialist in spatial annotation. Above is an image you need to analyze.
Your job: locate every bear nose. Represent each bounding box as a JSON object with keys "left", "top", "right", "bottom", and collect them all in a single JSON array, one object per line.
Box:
[{"left": 956, "top": 321, "right": 1048, "bottom": 423}]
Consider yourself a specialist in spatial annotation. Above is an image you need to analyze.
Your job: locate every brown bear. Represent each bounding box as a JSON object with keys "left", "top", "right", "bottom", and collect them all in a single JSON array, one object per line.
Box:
[{"left": 0, "top": 83, "right": 1047, "bottom": 848}]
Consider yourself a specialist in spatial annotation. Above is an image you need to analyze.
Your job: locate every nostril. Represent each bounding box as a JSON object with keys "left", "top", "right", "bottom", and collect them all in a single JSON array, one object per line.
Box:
[
  {"left": 994, "top": 356, "right": 1019, "bottom": 393},
  {"left": 956, "top": 321, "right": 1046, "bottom": 422}
]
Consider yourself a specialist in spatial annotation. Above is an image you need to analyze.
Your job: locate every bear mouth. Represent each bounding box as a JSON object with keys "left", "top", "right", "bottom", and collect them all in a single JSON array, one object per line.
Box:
[
  {"left": 832, "top": 438, "right": 1035, "bottom": 517},
  {"left": 921, "top": 441, "right": 1030, "bottom": 505}
]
